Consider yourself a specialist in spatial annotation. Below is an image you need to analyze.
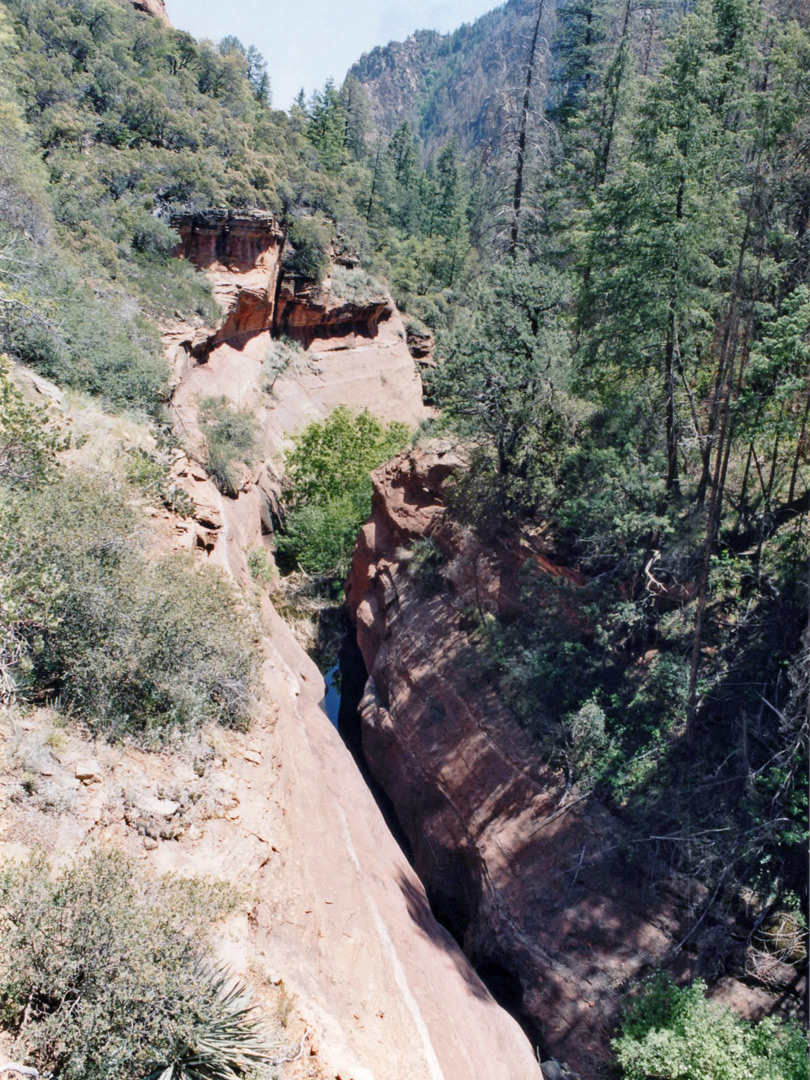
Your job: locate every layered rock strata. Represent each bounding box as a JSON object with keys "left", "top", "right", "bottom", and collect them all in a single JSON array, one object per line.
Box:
[{"left": 165, "top": 210, "right": 426, "bottom": 581}]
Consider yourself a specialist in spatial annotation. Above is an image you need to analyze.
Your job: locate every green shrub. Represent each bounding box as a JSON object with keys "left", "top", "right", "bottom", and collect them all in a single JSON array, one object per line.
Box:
[
  {"left": 263, "top": 336, "right": 310, "bottom": 395},
  {"left": 283, "top": 217, "right": 331, "bottom": 282},
  {"left": 277, "top": 405, "right": 410, "bottom": 577},
  {"left": 247, "top": 545, "right": 275, "bottom": 584},
  {"left": 613, "top": 973, "right": 808, "bottom": 1080},
  {"left": 276, "top": 493, "right": 364, "bottom": 579},
  {"left": 5, "top": 471, "right": 257, "bottom": 739},
  {"left": 0, "top": 354, "right": 62, "bottom": 488},
  {"left": 563, "top": 698, "right": 612, "bottom": 786},
  {"left": 129, "top": 255, "right": 220, "bottom": 324},
  {"left": 283, "top": 405, "right": 409, "bottom": 506},
  {"left": 124, "top": 445, "right": 167, "bottom": 498},
  {"left": 329, "top": 264, "right": 387, "bottom": 305},
  {"left": 0, "top": 851, "right": 275, "bottom": 1080},
  {"left": 198, "top": 396, "right": 258, "bottom": 497},
  {"left": 0, "top": 242, "right": 168, "bottom": 412}
]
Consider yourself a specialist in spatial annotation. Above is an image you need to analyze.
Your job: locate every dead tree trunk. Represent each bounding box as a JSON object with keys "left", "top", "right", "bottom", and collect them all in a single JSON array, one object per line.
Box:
[{"left": 509, "top": 2, "right": 544, "bottom": 256}]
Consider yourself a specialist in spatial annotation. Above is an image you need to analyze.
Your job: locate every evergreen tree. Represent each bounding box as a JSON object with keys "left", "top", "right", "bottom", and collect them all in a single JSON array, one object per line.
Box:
[
  {"left": 306, "top": 78, "right": 347, "bottom": 171},
  {"left": 578, "top": 0, "right": 757, "bottom": 497},
  {"left": 430, "top": 255, "right": 573, "bottom": 503},
  {"left": 340, "top": 75, "right": 369, "bottom": 160}
]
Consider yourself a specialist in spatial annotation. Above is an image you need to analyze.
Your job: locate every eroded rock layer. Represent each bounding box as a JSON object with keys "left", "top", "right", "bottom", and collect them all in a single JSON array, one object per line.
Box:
[{"left": 164, "top": 209, "right": 426, "bottom": 585}]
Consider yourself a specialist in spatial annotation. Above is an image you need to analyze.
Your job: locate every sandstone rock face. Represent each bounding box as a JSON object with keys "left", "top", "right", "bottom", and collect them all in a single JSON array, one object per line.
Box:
[
  {"left": 130, "top": 231, "right": 545, "bottom": 1074},
  {"left": 1, "top": 384, "right": 543, "bottom": 1078},
  {"left": 127, "top": 0, "right": 170, "bottom": 24},
  {"left": 171, "top": 210, "right": 285, "bottom": 346},
  {"left": 274, "top": 278, "right": 392, "bottom": 347},
  {"left": 165, "top": 209, "right": 426, "bottom": 583},
  {"left": 173, "top": 210, "right": 282, "bottom": 274},
  {"left": 0, "top": 612, "right": 542, "bottom": 1080},
  {"left": 345, "top": 448, "right": 780, "bottom": 1077}
]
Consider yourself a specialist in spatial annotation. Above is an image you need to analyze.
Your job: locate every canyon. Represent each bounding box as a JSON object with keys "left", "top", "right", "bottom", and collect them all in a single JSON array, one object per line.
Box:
[
  {"left": 0, "top": 212, "right": 543, "bottom": 1080},
  {"left": 160, "top": 213, "right": 802, "bottom": 1077},
  {"left": 3, "top": 206, "right": 803, "bottom": 1080},
  {"left": 2, "top": 1, "right": 806, "bottom": 1077},
  {"left": 155, "top": 211, "right": 548, "bottom": 1078}
]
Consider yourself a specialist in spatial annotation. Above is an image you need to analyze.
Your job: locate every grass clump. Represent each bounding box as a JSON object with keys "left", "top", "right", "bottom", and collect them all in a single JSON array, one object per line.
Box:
[
  {"left": 199, "top": 396, "right": 258, "bottom": 497},
  {"left": 247, "top": 546, "right": 275, "bottom": 584},
  {"left": 0, "top": 851, "right": 275, "bottom": 1080}
]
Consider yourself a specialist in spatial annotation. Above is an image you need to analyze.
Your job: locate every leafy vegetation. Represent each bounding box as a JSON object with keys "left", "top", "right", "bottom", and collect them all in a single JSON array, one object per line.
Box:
[
  {"left": 0, "top": 0, "right": 806, "bottom": 1071},
  {"left": 276, "top": 406, "right": 409, "bottom": 578},
  {"left": 283, "top": 216, "right": 332, "bottom": 282},
  {"left": 613, "top": 974, "right": 808, "bottom": 1080},
  {"left": 0, "top": 851, "right": 275, "bottom": 1080},
  {"left": 418, "top": 0, "right": 810, "bottom": 948},
  {"left": 2, "top": 452, "right": 256, "bottom": 740},
  {"left": 0, "top": 353, "right": 62, "bottom": 487}
]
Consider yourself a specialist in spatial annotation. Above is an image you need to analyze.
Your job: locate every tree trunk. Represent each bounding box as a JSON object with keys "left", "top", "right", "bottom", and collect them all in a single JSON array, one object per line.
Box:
[
  {"left": 788, "top": 384, "right": 810, "bottom": 506},
  {"left": 509, "top": 2, "right": 544, "bottom": 256},
  {"left": 665, "top": 305, "right": 681, "bottom": 497},
  {"left": 593, "top": 0, "right": 633, "bottom": 188}
]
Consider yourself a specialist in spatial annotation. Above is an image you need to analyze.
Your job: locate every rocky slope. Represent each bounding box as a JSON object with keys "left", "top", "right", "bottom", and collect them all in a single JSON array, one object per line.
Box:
[
  {"left": 157, "top": 234, "right": 546, "bottom": 1077},
  {"left": 349, "top": 0, "right": 552, "bottom": 157},
  {"left": 0, "top": 220, "right": 548, "bottom": 1078},
  {"left": 345, "top": 446, "right": 801, "bottom": 1078},
  {"left": 0, "top": 585, "right": 541, "bottom": 1080}
]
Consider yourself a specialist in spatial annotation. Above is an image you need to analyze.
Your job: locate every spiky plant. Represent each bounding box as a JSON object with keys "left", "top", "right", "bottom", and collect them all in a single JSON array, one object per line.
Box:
[{"left": 143, "top": 968, "right": 275, "bottom": 1080}]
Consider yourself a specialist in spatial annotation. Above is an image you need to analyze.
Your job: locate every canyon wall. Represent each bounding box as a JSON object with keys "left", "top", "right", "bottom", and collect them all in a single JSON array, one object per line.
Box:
[
  {"left": 165, "top": 210, "right": 426, "bottom": 583},
  {"left": 345, "top": 447, "right": 791, "bottom": 1078},
  {"left": 156, "top": 217, "right": 543, "bottom": 1078}
]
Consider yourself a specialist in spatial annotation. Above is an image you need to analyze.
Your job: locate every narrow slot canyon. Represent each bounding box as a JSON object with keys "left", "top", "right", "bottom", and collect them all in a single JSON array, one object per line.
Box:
[{"left": 322, "top": 617, "right": 550, "bottom": 1059}]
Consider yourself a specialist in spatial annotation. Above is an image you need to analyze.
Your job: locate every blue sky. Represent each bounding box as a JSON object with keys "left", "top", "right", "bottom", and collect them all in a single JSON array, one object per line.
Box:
[{"left": 165, "top": 0, "right": 500, "bottom": 110}]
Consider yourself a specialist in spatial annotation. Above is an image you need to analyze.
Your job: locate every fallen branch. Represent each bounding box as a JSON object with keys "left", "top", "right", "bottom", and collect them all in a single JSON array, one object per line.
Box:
[
  {"left": 269, "top": 1027, "right": 311, "bottom": 1066},
  {"left": 0, "top": 1064, "right": 39, "bottom": 1078}
]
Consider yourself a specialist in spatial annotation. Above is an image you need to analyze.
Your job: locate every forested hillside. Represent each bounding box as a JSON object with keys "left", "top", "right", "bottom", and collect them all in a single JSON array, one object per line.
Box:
[
  {"left": 428, "top": 0, "right": 810, "bottom": 869},
  {"left": 349, "top": 0, "right": 546, "bottom": 157},
  {"left": 353, "top": 0, "right": 809, "bottom": 1063},
  {"left": 0, "top": 0, "right": 808, "bottom": 1075}
]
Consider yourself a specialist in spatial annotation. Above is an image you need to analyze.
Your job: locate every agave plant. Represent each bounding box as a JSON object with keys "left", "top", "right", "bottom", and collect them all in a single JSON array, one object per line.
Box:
[{"left": 143, "top": 967, "right": 275, "bottom": 1080}]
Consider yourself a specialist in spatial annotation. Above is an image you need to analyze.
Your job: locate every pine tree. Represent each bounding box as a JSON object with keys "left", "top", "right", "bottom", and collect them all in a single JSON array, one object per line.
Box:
[
  {"left": 578, "top": 0, "right": 757, "bottom": 498},
  {"left": 306, "top": 78, "right": 347, "bottom": 171}
]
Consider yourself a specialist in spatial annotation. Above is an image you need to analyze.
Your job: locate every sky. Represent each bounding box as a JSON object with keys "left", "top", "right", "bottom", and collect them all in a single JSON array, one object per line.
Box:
[{"left": 165, "top": 0, "right": 500, "bottom": 111}]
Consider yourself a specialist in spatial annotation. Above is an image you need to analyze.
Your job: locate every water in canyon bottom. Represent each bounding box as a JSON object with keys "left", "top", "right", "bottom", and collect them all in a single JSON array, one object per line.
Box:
[{"left": 321, "top": 665, "right": 341, "bottom": 728}]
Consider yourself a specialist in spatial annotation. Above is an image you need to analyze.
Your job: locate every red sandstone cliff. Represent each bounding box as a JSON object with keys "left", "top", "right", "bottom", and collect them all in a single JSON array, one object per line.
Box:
[
  {"left": 345, "top": 446, "right": 793, "bottom": 1078},
  {"left": 164, "top": 209, "right": 426, "bottom": 584},
  {"left": 154, "top": 214, "right": 545, "bottom": 1075},
  {"left": 1, "top": 317, "right": 542, "bottom": 1078}
]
